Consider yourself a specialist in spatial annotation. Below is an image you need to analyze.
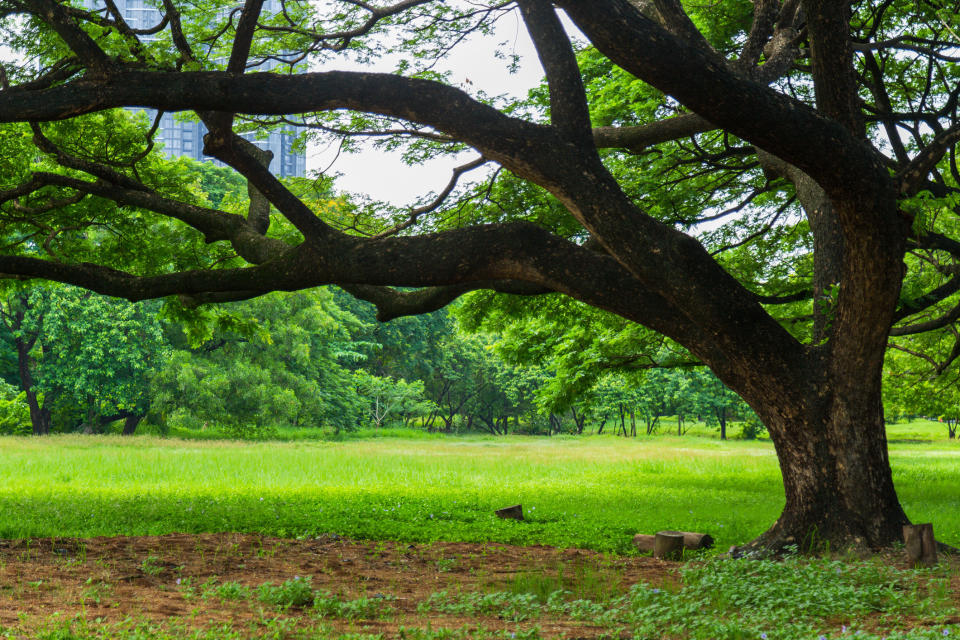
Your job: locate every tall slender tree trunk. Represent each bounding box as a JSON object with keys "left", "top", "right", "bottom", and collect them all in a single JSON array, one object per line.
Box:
[{"left": 16, "top": 340, "right": 50, "bottom": 435}]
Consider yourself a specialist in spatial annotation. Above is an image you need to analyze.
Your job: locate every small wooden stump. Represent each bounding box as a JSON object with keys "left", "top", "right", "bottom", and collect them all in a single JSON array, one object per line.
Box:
[
  {"left": 903, "top": 523, "right": 937, "bottom": 567},
  {"left": 653, "top": 531, "right": 685, "bottom": 560},
  {"left": 495, "top": 505, "right": 523, "bottom": 521},
  {"left": 633, "top": 531, "right": 714, "bottom": 552}
]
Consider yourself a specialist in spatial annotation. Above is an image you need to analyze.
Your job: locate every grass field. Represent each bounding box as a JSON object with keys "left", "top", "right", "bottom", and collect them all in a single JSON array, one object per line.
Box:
[
  {"left": 1, "top": 420, "right": 959, "bottom": 552},
  {"left": 2, "top": 423, "right": 960, "bottom": 639}
]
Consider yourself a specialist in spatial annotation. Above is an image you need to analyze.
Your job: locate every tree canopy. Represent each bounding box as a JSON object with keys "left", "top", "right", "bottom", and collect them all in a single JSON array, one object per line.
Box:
[{"left": 2, "top": 0, "right": 960, "bottom": 551}]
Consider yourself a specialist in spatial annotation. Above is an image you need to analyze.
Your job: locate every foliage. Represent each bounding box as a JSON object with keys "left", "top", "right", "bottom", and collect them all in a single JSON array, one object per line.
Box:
[
  {"left": 256, "top": 575, "right": 316, "bottom": 609},
  {"left": 0, "top": 285, "right": 166, "bottom": 433},
  {"left": 151, "top": 289, "right": 367, "bottom": 437},
  {"left": 353, "top": 370, "right": 433, "bottom": 429},
  {"left": 0, "top": 380, "right": 30, "bottom": 435},
  {"left": 39, "top": 288, "right": 167, "bottom": 427}
]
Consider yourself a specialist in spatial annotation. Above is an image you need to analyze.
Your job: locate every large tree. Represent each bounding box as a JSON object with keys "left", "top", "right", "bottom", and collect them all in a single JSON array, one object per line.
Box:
[{"left": 1, "top": 0, "right": 959, "bottom": 551}]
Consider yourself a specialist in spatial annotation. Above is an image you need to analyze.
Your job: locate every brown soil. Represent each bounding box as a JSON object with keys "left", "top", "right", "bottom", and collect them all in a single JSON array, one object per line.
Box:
[{"left": 0, "top": 533, "right": 676, "bottom": 638}]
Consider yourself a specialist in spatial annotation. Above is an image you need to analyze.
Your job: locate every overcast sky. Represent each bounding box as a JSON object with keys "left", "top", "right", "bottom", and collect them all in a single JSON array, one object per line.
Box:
[
  {"left": 0, "top": 4, "right": 559, "bottom": 207},
  {"left": 306, "top": 8, "right": 549, "bottom": 206}
]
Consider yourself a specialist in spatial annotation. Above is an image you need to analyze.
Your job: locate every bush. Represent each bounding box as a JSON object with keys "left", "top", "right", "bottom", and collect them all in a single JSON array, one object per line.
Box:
[
  {"left": 0, "top": 382, "right": 31, "bottom": 435},
  {"left": 739, "top": 418, "right": 767, "bottom": 440},
  {"left": 257, "top": 576, "right": 315, "bottom": 609}
]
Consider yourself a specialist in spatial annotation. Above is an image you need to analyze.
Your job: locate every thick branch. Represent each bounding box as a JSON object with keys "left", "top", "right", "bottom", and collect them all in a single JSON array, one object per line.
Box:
[
  {"left": 341, "top": 281, "right": 550, "bottom": 322},
  {"left": 227, "top": 0, "right": 266, "bottom": 74},
  {"left": 803, "top": 0, "right": 863, "bottom": 135},
  {"left": 0, "top": 70, "right": 556, "bottom": 180},
  {"left": 890, "top": 301, "right": 960, "bottom": 336},
  {"left": 518, "top": 0, "right": 593, "bottom": 145},
  {"left": 738, "top": 0, "right": 780, "bottom": 69},
  {"left": 161, "top": 0, "right": 195, "bottom": 62},
  {"left": 25, "top": 0, "right": 112, "bottom": 71},
  {"left": 0, "top": 255, "right": 288, "bottom": 302},
  {"left": 649, "top": 0, "right": 722, "bottom": 63},
  {"left": 898, "top": 123, "right": 960, "bottom": 196},
  {"left": 894, "top": 275, "right": 960, "bottom": 323},
  {"left": 592, "top": 114, "right": 714, "bottom": 152},
  {"left": 556, "top": 0, "right": 891, "bottom": 203}
]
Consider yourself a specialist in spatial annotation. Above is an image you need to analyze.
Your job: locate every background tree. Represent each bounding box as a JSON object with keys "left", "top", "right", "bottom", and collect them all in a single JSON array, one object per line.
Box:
[
  {"left": 0, "top": 285, "right": 165, "bottom": 434},
  {"left": 152, "top": 289, "right": 366, "bottom": 436},
  {"left": 4, "top": 0, "right": 960, "bottom": 550},
  {"left": 353, "top": 370, "right": 433, "bottom": 429}
]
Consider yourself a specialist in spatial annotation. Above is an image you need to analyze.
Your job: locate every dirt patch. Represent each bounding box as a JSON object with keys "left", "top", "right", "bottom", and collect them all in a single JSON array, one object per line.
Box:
[{"left": 0, "top": 533, "right": 676, "bottom": 638}]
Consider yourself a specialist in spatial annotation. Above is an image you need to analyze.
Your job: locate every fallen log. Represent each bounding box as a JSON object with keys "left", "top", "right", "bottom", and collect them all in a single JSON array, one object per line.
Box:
[{"left": 633, "top": 531, "right": 714, "bottom": 552}]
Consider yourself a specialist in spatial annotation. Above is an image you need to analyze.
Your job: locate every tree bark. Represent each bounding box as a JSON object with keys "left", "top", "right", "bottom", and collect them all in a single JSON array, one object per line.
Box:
[
  {"left": 16, "top": 338, "right": 50, "bottom": 436},
  {"left": 122, "top": 413, "right": 143, "bottom": 436},
  {"left": 653, "top": 531, "right": 684, "bottom": 560},
  {"left": 903, "top": 523, "right": 937, "bottom": 566},
  {"left": 742, "top": 373, "right": 908, "bottom": 552}
]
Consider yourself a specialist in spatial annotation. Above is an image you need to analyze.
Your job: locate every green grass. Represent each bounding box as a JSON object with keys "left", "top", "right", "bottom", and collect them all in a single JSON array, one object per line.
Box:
[
  {"left": 415, "top": 555, "right": 958, "bottom": 639},
  {"left": 17, "top": 556, "right": 958, "bottom": 640},
  {"left": 1, "top": 427, "right": 959, "bottom": 552}
]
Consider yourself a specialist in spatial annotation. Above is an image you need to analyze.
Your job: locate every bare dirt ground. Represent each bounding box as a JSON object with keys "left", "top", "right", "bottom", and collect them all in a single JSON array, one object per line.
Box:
[{"left": 0, "top": 533, "right": 675, "bottom": 638}]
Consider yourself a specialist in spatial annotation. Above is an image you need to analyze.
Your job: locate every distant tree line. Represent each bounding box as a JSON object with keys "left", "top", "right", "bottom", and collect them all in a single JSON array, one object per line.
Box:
[{"left": 0, "top": 281, "right": 757, "bottom": 439}]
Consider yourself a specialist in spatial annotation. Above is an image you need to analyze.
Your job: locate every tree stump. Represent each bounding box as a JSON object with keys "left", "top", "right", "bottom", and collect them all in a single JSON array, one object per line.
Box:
[
  {"left": 495, "top": 505, "right": 523, "bottom": 521},
  {"left": 903, "top": 523, "right": 937, "bottom": 567},
  {"left": 653, "top": 531, "right": 684, "bottom": 560},
  {"left": 633, "top": 531, "right": 713, "bottom": 552}
]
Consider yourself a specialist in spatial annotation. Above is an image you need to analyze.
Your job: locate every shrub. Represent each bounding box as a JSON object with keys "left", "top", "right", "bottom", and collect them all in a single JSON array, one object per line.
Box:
[
  {"left": 257, "top": 576, "right": 315, "bottom": 609},
  {"left": 0, "top": 382, "right": 31, "bottom": 435}
]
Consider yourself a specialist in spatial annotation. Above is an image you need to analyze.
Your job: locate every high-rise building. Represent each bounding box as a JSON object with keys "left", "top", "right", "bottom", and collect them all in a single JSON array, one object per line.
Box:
[{"left": 83, "top": 0, "right": 306, "bottom": 178}]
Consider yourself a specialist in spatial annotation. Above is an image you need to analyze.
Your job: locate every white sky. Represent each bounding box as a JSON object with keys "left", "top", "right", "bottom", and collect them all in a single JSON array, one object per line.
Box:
[
  {"left": 307, "top": 8, "right": 549, "bottom": 206},
  {"left": 0, "top": 4, "right": 563, "bottom": 207}
]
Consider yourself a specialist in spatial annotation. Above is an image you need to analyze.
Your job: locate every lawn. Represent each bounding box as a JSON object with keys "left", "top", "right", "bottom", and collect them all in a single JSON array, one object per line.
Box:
[
  {"left": 1, "top": 425, "right": 958, "bottom": 552},
  {"left": 2, "top": 428, "right": 960, "bottom": 639}
]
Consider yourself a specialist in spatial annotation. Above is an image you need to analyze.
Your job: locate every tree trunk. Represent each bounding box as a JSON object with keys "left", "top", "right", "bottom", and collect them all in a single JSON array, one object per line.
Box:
[
  {"left": 645, "top": 413, "right": 660, "bottom": 435},
  {"left": 742, "top": 374, "right": 908, "bottom": 552},
  {"left": 16, "top": 340, "right": 50, "bottom": 436},
  {"left": 717, "top": 407, "right": 727, "bottom": 441},
  {"left": 25, "top": 389, "right": 51, "bottom": 436},
  {"left": 122, "top": 413, "right": 143, "bottom": 436},
  {"left": 570, "top": 407, "right": 586, "bottom": 434}
]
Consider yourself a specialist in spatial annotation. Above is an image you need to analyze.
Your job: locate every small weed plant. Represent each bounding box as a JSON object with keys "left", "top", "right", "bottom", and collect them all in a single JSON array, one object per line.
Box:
[
  {"left": 418, "top": 590, "right": 540, "bottom": 622},
  {"left": 256, "top": 575, "right": 314, "bottom": 609},
  {"left": 138, "top": 555, "right": 162, "bottom": 577},
  {"left": 208, "top": 580, "right": 249, "bottom": 601},
  {"left": 314, "top": 591, "right": 397, "bottom": 620}
]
